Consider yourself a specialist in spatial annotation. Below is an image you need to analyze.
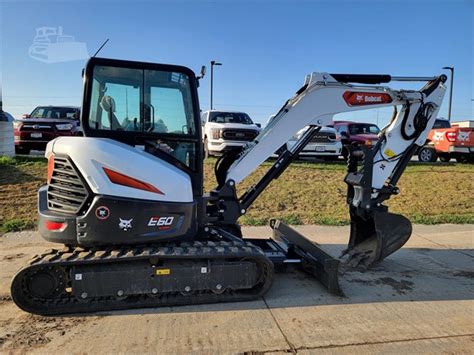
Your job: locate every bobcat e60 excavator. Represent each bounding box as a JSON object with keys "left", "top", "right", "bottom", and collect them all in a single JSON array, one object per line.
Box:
[{"left": 11, "top": 57, "right": 447, "bottom": 315}]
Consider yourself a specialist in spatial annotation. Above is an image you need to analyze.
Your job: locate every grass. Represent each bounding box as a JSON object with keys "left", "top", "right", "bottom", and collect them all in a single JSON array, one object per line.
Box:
[
  {"left": 0, "top": 156, "right": 47, "bottom": 233},
  {"left": 1, "top": 156, "right": 473, "bottom": 233},
  {"left": 203, "top": 158, "right": 474, "bottom": 226}
]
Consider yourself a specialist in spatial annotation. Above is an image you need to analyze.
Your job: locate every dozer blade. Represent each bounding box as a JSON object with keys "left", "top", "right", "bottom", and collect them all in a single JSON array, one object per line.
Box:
[
  {"left": 270, "top": 220, "right": 342, "bottom": 295},
  {"left": 342, "top": 210, "right": 412, "bottom": 269}
]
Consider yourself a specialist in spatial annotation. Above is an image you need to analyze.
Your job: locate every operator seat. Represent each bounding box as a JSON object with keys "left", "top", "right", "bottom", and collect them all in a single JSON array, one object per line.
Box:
[{"left": 100, "top": 96, "right": 122, "bottom": 130}]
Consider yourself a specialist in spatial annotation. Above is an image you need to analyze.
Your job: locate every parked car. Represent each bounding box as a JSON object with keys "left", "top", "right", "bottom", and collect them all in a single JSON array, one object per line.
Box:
[
  {"left": 201, "top": 110, "right": 261, "bottom": 157},
  {"left": 418, "top": 119, "right": 474, "bottom": 163},
  {"left": 0, "top": 110, "right": 15, "bottom": 157},
  {"left": 332, "top": 121, "right": 380, "bottom": 159},
  {"left": 0, "top": 110, "right": 14, "bottom": 122},
  {"left": 13, "top": 106, "right": 81, "bottom": 154},
  {"left": 266, "top": 114, "right": 276, "bottom": 126},
  {"left": 286, "top": 126, "right": 342, "bottom": 159}
]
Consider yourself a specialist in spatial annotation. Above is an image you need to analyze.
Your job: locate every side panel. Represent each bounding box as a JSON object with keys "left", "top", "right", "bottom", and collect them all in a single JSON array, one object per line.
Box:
[
  {"left": 48, "top": 137, "right": 194, "bottom": 203},
  {"left": 38, "top": 189, "right": 197, "bottom": 246},
  {"left": 76, "top": 195, "right": 197, "bottom": 246}
]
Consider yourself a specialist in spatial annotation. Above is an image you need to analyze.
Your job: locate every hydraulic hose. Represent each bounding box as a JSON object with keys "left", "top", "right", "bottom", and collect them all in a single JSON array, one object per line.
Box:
[{"left": 401, "top": 101, "right": 435, "bottom": 141}]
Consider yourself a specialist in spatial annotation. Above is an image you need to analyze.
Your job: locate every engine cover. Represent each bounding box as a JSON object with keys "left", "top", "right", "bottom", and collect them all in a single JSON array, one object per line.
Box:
[{"left": 47, "top": 137, "right": 194, "bottom": 203}]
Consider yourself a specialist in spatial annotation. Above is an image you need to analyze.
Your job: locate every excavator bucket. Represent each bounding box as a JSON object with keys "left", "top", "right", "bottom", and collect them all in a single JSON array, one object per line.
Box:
[{"left": 342, "top": 210, "right": 412, "bottom": 268}]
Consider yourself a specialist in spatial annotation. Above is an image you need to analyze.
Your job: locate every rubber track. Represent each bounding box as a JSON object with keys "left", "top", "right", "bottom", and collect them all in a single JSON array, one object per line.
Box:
[{"left": 11, "top": 240, "right": 274, "bottom": 316}]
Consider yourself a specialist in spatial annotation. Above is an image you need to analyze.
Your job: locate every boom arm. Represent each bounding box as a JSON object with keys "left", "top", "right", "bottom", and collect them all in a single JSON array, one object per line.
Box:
[
  {"left": 226, "top": 72, "right": 446, "bottom": 187},
  {"left": 208, "top": 72, "right": 446, "bottom": 268}
]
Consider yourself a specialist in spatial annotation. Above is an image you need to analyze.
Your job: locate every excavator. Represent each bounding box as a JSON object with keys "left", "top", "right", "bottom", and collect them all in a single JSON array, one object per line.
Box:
[{"left": 11, "top": 57, "right": 447, "bottom": 315}]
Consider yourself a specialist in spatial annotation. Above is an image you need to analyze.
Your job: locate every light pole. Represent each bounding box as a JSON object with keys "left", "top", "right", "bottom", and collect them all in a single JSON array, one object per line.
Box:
[
  {"left": 442, "top": 66, "right": 454, "bottom": 120},
  {"left": 210, "top": 60, "right": 222, "bottom": 110}
]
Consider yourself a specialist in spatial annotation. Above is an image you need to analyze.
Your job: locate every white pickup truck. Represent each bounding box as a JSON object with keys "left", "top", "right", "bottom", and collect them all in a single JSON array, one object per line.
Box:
[{"left": 201, "top": 110, "right": 261, "bottom": 157}]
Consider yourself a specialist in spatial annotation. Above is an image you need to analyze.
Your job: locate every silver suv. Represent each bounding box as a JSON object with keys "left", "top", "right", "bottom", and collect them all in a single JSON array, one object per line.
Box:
[{"left": 286, "top": 126, "right": 342, "bottom": 159}]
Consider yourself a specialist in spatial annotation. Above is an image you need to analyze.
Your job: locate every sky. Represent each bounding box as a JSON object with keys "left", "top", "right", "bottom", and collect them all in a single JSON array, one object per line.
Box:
[{"left": 1, "top": 0, "right": 473, "bottom": 127}]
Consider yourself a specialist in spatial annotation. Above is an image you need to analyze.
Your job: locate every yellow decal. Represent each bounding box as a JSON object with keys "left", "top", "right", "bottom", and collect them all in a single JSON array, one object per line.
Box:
[
  {"left": 156, "top": 269, "right": 171, "bottom": 276},
  {"left": 384, "top": 148, "right": 396, "bottom": 158}
]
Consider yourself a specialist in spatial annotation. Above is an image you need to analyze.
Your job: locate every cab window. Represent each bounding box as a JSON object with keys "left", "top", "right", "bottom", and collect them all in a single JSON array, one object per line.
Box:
[
  {"left": 31, "top": 107, "right": 79, "bottom": 120},
  {"left": 349, "top": 124, "right": 380, "bottom": 135},
  {"left": 87, "top": 65, "right": 198, "bottom": 170},
  {"left": 336, "top": 124, "right": 348, "bottom": 134},
  {"left": 88, "top": 66, "right": 195, "bottom": 135},
  {"left": 433, "top": 119, "right": 451, "bottom": 129},
  {"left": 99, "top": 82, "right": 141, "bottom": 130}
]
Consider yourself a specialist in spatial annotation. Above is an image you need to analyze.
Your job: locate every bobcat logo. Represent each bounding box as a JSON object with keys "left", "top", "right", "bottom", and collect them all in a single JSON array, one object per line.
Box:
[
  {"left": 119, "top": 218, "right": 133, "bottom": 232},
  {"left": 432, "top": 131, "right": 444, "bottom": 141},
  {"left": 458, "top": 131, "right": 470, "bottom": 142}
]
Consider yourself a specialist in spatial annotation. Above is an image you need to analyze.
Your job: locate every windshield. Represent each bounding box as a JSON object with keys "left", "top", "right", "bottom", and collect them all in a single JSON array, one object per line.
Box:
[
  {"left": 30, "top": 107, "right": 78, "bottom": 119},
  {"left": 433, "top": 120, "right": 451, "bottom": 129},
  {"left": 209, "top": 112, "right": 253, "bottom": 125},
  {"left": 349, "top": 123, "right": 380, "bottom": 135},
  {"left": 88, "top": 65, "right": 196, "bottom": 135}
]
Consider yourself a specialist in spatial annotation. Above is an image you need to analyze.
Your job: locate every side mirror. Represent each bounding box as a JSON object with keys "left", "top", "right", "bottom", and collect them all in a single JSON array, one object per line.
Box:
[
  {"left": 340, "top": 131, "right": 348, "bottom": 137},
  {"left": 255, "top": 123, "right": 262, "bottom": 128},
  {"left": 22, "top": 114, "right": 30, "bottom": 119},
  {"left": 197, "top": 65, "right": 206, "bottom": 80}
]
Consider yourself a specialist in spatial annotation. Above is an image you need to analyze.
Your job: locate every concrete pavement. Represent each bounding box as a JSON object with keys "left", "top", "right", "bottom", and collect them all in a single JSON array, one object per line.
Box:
[{"left": 0, "top": 224, "right": 473, "bottom": 353}]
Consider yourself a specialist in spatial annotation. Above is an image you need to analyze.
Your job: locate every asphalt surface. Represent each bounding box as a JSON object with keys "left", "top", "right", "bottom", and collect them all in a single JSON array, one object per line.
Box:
[{"left": 0, "top": 224, "right": 473, "bottom": 354}]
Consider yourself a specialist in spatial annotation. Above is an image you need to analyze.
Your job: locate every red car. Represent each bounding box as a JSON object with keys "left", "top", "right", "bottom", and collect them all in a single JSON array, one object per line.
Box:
[
  {"left": 332, "top": 121, "right": 380, "bottom": 159},
  {"left": 418, "top": 119, "right": 474, "bottom": 162},
  {"left": 13, "top": 106, "right": 81, "bottom": 154}
]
